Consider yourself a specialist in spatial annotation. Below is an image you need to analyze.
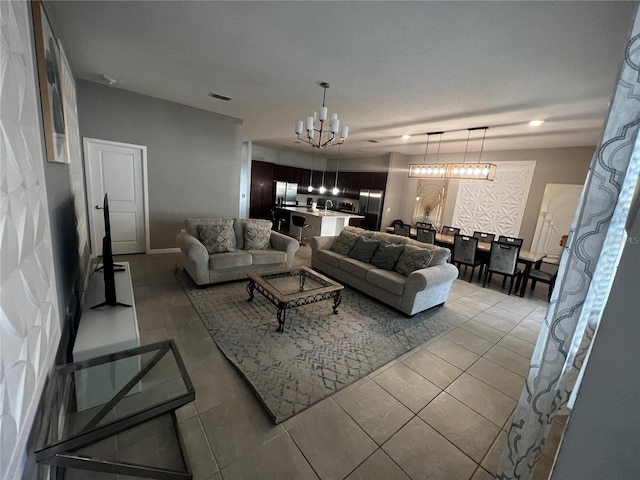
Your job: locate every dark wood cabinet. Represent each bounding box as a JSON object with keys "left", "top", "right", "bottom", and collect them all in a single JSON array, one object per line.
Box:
[
  {"left": 251, "top": 160, "right": 274, "bottom": 187},
  {"left": 273, "top": 164, "right": 289, "bottom": 182},
  {"left": 250, "top": 160, "right": 275, "bottom": 219},
  {"left": 370, "top": 172, "right": 388, "bottom": 190}
]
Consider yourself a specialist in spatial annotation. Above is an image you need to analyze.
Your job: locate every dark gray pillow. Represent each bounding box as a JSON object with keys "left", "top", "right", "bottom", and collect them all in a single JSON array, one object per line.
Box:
[
  {"left": 348, "top": 237, "right": 380, "bottom": 263},
  {"left": 371, "top": 241, "right": 405, "bottom": 270}
]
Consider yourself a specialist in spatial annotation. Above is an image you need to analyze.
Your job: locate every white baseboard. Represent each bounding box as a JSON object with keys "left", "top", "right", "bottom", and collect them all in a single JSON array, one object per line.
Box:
[{"left": 148, "top": 247, "right": 181, "bottom": 254}]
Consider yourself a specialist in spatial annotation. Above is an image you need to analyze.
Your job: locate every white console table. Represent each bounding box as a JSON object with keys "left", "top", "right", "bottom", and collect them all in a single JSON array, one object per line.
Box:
[{"left": 73, "top": 262, "right": 140, "bottom": 410}]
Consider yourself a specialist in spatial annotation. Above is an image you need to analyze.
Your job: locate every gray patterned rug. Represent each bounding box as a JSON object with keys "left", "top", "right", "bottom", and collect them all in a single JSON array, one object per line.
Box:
[{"left": 179, "top": 270, "right": 454, "bottom": 423}]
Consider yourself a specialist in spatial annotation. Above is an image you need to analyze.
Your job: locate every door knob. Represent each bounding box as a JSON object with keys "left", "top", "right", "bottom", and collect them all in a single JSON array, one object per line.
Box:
[{"left": 95, "top": 205, "right": 103, "bottom": 209}]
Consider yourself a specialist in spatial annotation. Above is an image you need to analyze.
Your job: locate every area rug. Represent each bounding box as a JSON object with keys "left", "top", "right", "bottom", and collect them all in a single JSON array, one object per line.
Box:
[{"left": 179, "top": 270, "right": 454, "bottom": 423}]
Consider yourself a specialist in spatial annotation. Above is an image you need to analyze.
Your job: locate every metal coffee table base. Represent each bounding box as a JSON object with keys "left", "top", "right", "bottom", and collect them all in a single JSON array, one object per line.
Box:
[{"left": 247, "top": 275, "right": 342, "bottom": 332}]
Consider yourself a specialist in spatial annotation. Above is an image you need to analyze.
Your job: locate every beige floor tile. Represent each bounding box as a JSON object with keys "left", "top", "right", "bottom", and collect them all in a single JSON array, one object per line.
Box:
[
  {"left": 518, "top": 316, "right": 544, "bottom": 333},
  {"left": 382, "top": 417, "right": 477, "bottom": 480},
  {"left": 371, "top": 362, "right": 442, "bottom": 413},
  {"left": 345, "top": 449, "right": 410, "bottom": 480},
  {"left": 483, "top": 345, "right": 531, "bottom": 377},
  {"left": 432, "top": 306, "right": 470, "bottom": 326},
  {"left": 443, "top": 327, "right": 495, "bottom": 355},
  {"left": 467, "top": 358, "right": 526, "bottom": 400},
  {"left": 446, "top": 299, "right": 487, "bottom": 318},
  {"left": 494, "top": 296, "right": 540, "bottom": 317},
  {"left": 221, "top": 432, "right": 318, "bottom": 480},
  {"left": 175, "top": 401, "right": 198, "bottom": 423},
  {"left": 425, "top": 338, "right": 481, "bottom": 370},
  {"left": 458, "top": 319, "right": 505, "bottom": 343},
  {"left": 481, "top": 430, "right": 508, "bottom": 476},
  {"left": 333, "top": 378, "right": 413, "bottom": 445},
  {"left": 178, "top": 416, "right": 219, "bottom": 480},
  {"left": 445, "top": 373, "right": 517, "bottom": 427},
  {"left": 199, "top": 392, "right": 284, "bottom": 469},
  {"left": 401, "top": 349, "right": 463, "bottom": 389},
  {"left": 497, "top": 334, "right": 535, "bottom": 359},
  {"left": 472, "top": 466, "right": 495, "bottom": 480},
  {"left": 483, "top": 304, "right": 526, "bottom": 322},
  {"left": 418, "top": 392, "right": 501, "bottom": 462},
  {"left": 287, "top": 399, "right": 377, "bottom": 480},
  {"left": 509, "top": 324, "right": 540, "bottom": 345},
  {"left": 471, "top": 311, "right": 519, "bottom": 333},
  {"left": 189, "top": 363, "right": 251, "bottom": 415}
]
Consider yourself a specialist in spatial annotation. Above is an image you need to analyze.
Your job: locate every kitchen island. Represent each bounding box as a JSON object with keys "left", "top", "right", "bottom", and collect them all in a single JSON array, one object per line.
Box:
[{"left": 284, "top": 207, "right": 364, "bottom": 239}]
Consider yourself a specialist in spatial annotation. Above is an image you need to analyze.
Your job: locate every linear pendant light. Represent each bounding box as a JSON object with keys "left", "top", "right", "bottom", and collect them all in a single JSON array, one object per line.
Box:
[
  {"left": 408, "top": 131, "right": 445, "bottom": 178},
  {"left": 445, "top": 127, "right": 496, "bottom": 181}
]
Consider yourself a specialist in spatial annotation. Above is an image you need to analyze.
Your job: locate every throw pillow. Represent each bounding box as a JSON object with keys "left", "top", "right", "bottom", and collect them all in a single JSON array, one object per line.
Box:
[
  {"left": 197, "top": 220, "right": 236, "bottom": 253},
  {"left": 429, "top": 246, "right": 451, "bottom": 266},
  {"left": 330, "top": 230, "right": 359, "bottom": 255},
  {"left": 245, "top": 219, "right": 272, "bottom": 250},
  {"left": 394, "top": 245, "right": 434, "bottom": 276},
  {"left": 370, "top": 241, "right": 405, "bottom": 270},
  {"left": 348, "top": 237, "right": 380, "bottom": 263}
]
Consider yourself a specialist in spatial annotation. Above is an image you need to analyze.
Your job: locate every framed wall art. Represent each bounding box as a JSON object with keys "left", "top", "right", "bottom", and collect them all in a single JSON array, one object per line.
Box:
[{"left": 32, "top": 0, "right": 69, "bottom": 164}]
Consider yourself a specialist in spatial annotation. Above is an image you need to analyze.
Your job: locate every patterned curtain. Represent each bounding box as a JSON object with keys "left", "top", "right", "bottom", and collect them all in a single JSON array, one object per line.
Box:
[{"left": 497, "top": 11, "right": 640, "bottom": 480}]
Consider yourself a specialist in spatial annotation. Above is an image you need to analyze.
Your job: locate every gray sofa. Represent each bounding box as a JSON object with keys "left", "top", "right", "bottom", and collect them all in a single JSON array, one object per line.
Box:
[
  {"left": 177, "top": 218, "right": 299, "bottom": 286},
  {"left": 311, "top": 226, "right": 458, "bottom": 316}
]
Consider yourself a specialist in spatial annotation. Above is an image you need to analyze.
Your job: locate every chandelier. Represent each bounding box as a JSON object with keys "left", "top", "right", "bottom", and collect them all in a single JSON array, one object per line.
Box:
[
  {"left": 295, "top": 82, "right": 349, "bottom": 150},
  {"left": 408, "top": 127, "right": 497, "bottom": 181}
]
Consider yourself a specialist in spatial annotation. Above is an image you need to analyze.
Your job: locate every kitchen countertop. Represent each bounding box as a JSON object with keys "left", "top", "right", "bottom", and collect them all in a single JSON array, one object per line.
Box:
[{"left": 283, "top": 206, "right": 364, "bottom": 218}]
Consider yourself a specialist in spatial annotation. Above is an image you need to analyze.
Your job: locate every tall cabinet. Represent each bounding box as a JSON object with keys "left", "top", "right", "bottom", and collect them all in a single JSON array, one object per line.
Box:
[{"left": 249, "top": 160, "right": 274, "bottom": 219}]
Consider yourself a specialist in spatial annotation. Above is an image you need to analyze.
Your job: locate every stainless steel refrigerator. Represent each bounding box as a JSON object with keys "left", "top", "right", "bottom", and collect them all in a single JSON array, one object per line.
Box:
[
  {"left": 358, "top": 189, "right": 384, "bottom": 230},
  {"left": 273, "top": 181, "right": 298, "bottom": 207}
]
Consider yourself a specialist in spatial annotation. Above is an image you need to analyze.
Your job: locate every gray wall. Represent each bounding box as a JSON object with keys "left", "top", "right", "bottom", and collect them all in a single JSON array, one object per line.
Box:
[
  {"left": 76, "top": 80, "right": 244, "bottom": 249},
  {"left": 551, "top": 201, "right": 640, "bottom": 479}
]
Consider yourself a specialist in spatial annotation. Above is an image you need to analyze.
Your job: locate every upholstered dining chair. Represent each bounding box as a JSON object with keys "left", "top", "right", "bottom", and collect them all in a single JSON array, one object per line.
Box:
[
  {"left": 415, "top": 221, "right": 433, "bottom": 230},
  {"left": 497, "top": 235, "right": 523, "bottom": 246},
  {"left": 394, "top": 223, "right": 411, "bottom": 237},
  {"left": 473, "top": 231, "right": 495, "bottom": 244},
  {"left": 441, "top": 225, "right": 461, "bottom": 236},
  {"left": 416, "top": 227, "right": 436, "bottom": 245},
  {"left": 483, "top": 241, "right": 523, "bottom": 295},
  {"left": 529, "top": 235, "right": 566, "bottom": 300},
  {"left": 452, "top": 234, "right": 485, "bottom": 282}
]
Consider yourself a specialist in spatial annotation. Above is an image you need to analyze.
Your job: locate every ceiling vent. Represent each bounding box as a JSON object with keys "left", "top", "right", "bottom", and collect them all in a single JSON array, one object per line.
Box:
[
  {"left": 208, "top": 92, "right": 232, "bottom": 101},
  {"left": 367, "top": 139, "right": 380, "bottom": 143}
]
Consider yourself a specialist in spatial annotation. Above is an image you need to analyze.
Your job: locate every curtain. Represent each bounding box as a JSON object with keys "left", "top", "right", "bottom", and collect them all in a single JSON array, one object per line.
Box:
[{"left": 497, "top": 9, "right": 640, "bottom": 480}]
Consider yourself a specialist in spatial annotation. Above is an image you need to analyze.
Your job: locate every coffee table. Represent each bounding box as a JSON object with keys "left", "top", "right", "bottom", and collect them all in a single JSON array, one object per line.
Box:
[{"left": 247, "top": 267, "right": 344, "bottom": 332}]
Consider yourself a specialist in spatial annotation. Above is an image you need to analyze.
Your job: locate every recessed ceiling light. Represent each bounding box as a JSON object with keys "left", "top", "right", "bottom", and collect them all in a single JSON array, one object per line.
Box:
[
  {"left": 402, "top": 135, "right": 411, "bottom": 140},
  {"left": 529, "top": 120, "right": 544, "bottom": 127}
]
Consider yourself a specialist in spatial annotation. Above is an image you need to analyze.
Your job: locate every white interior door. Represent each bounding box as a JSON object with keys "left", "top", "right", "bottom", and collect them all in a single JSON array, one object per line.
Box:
[{"left": 84, "top": 138, "right": 147, "bottom": 255}]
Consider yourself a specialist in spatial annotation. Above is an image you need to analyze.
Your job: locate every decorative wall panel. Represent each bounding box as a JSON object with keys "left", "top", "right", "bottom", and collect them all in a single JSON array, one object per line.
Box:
[
  {"left": 451, "top": 161, "right": 536, "bottom": 236},
  {"left": 0, "top": 2, "right": 61, "bottom": 479}
]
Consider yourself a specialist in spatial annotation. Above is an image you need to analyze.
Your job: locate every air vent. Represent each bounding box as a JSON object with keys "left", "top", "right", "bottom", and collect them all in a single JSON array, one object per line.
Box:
[
  {"left": 367, "top": 139, "right": 380, "bottom": 143},
  {"left": 208, "top": 92, "right": 232, "bottom": 101}
]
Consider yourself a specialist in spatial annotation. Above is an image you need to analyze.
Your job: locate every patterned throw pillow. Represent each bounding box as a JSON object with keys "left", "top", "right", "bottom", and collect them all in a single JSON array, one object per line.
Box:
[
  {"left": 330, "top": 230, "right": 359, "bottom": 255},
  {"left": 245, "top": 219, "right": 272, "bottom": 250},
  {"left": 371, "top": 241, "right": 405, "bottom": 270},
  {"left": 394, "top": 245, "right": 435, "bottom": 276},
  {"left": 197, "top": 220, "right": 236, "bottom": 253},
  {"left": 348, "top": 237, "right": 380, "bottom": 263}
]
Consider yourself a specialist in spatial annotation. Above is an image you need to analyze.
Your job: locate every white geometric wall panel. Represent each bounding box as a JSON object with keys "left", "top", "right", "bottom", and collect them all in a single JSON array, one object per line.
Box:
[
  {"left": 451, "top": 161, "right": 536, "bottom": 237},
  {"left": 0, "top": 2, "right": 61, "bottom": 479}
]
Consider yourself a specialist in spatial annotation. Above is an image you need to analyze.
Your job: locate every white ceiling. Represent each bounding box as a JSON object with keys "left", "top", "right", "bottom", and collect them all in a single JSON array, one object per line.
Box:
[{"left": 50, "top": 1, "right": 637, "bottom": 158}]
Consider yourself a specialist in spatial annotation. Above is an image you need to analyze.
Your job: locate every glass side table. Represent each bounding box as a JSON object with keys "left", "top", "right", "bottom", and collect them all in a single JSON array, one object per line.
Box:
[{"left": 34, "top": 340, "right": 195, "bottom": 479}]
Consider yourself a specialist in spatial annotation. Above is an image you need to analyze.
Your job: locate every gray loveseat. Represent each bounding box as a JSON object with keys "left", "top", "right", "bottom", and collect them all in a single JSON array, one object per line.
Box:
[
  {"left": 311, "top": 226, "right": 458, "bottom": 316},
  {"left": 177, "top": 218, "right": 299, "bottom": 286}
]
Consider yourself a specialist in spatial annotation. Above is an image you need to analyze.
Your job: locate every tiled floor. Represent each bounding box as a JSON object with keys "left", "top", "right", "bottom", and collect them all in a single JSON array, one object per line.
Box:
[{"left": 108, "top": 246, "right": 558, "bottom": 480}]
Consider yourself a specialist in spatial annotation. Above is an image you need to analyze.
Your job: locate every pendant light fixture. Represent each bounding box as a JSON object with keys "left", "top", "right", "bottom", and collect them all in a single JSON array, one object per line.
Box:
[
  {"left": 308, "top": 149, "right": 315, "bottom": 192},
  {"left": 295, "top": 82, "right": 349, "bottom": 150},
  {"left": 318, "top": 146, "right": 327, "bottom": 194},
  {"left": 445, "top": 127, "right": 496, "bottom": 181},
  {"left": 332, "top": 144, "right": 342, "bottom": 195},
  {"left": 408, "top": 132, "right": 446, "bottom": 178}
]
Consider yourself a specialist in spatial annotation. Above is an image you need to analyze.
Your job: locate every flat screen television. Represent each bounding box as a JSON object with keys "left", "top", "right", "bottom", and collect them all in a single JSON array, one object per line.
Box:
[{"left": 91, "top": 193, "right": 131, "bottom": 309}]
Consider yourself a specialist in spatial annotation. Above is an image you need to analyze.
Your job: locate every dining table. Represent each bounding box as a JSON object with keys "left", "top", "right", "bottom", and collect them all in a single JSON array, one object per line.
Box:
[{"left": 384, "top": 227, "right": 547, "bottom": 297}]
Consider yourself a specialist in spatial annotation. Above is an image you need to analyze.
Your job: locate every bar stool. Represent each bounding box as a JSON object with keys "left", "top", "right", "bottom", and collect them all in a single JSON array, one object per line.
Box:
[{"left": 291, "top": 215, "right": 310, "bottom": 245}]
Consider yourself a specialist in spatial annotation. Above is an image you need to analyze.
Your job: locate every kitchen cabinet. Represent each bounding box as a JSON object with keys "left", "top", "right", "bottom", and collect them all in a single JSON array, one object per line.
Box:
[
  {"left": 251, "top": 160, "right": 274, "bottom": 187},
  {"left": 250, "top": 160, "right": 275, "bottom": 218},
  {"left": 273, "top": 163, "right": 289, "bottom": 182}
]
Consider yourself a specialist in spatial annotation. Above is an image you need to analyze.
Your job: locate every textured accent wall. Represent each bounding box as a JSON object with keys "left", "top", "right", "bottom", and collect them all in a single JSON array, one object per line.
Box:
[
  {"left": 451, "top": 161, "right": 536, "bottom": 237},
  {"left": 0, "top": 2, "right": 62, "bottom": 479}
]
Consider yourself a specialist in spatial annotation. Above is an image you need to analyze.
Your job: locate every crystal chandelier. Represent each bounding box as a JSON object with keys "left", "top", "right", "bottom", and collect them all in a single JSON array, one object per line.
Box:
[{"left": 295, "top": 82, "right": 349, "bottom": 150}]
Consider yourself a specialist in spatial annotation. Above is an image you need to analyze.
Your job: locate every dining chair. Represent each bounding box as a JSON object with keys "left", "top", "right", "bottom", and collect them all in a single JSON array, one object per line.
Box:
[
  {"left": 497, "top": 235, "right": 523, "bottom": 246},
  {"left": 452, "top": 234, "right": 485, "bottom": 282},
  {"left": 529, "top": 267, "right": 558, "bottom": 300},
  {"left": 394, "top": 223, "right": 411, "bottom": 237},
  {"left": 473, "top": 231, "right": 495, "bottom": 244},
  {"left": 416, "top": 227, "right": 436, "bottom": 244},
  {"left": 415, "top": 221, "right": 433, "bottom": 230},
  {"left": 483, "top": 241, "right": 523, "bottom": 295},
  {"left": 441, "top": 226, "right": 461, "bottom": 236}
]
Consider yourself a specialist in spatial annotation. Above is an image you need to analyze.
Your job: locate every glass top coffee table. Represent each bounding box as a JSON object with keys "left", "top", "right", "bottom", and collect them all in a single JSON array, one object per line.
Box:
[{"left": 247, "top": 267, "right": 344, "bottom": 332}]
